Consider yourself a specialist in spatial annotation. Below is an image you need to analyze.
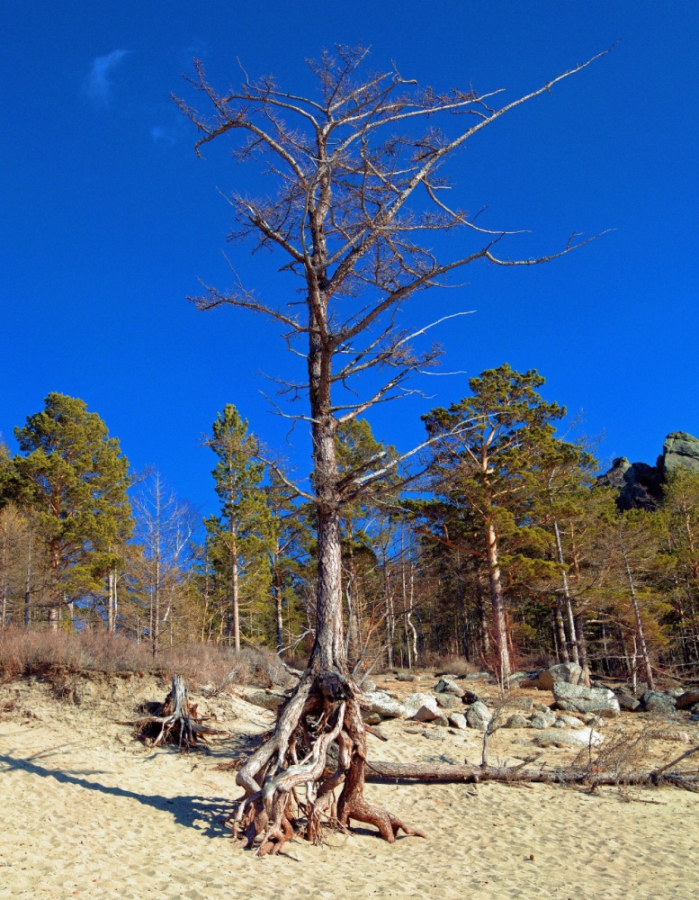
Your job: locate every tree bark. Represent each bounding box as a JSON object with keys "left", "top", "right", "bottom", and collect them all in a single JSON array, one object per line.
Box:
[{"left": 485, "top": 519, "right": 511, "bottom": 682}]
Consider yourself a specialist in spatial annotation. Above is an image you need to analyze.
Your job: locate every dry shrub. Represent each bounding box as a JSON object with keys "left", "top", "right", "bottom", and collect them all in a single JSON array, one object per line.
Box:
[
  {"left": 420, "top": 653, "right": 476, "bottom": 677},
  {"left": 0, "top": 627, "right": 296, "bottom": 691}
]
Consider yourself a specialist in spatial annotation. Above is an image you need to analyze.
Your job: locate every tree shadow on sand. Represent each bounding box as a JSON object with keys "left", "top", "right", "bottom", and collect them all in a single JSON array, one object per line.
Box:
[{"left": 0, "top": 751, "right": 233, "bottom": 839}]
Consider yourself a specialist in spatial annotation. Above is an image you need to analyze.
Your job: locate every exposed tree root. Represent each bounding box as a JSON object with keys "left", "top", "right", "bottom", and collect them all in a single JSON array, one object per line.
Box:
[
  {"left": 230, "top": 671, "right": 425, "bottom": 853},
  {"left": 132, "top": 674, "right": 224, "bottom": 750}
]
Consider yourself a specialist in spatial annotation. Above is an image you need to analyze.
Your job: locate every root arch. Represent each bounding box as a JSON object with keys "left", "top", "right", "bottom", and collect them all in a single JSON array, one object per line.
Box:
[{"left": 231, "top": 671, "right": 424, "bottom": 855}]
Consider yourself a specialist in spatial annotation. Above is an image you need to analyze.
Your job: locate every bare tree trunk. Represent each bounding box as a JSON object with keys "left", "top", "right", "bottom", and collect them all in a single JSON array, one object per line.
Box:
[
  {"left": 274, "top": 563, "right": 284, "bottom": 655},
  {"left": 555, "top": 603, "right": 569, "bottom": 662},
  {"left": 574, "top": 613, "right": 591, "bottom": 687},
  {"left": 620, "top": 530, "right": 655, "bottom": 691},
  {"left": 485, "top": 520, "right": 511, "bottom": 682},
  {"left": 24, "top": 531, "right": 32, "bottom": 629},
  {"left": 231, "top": 548, "right": 241, "bottom": 652}
]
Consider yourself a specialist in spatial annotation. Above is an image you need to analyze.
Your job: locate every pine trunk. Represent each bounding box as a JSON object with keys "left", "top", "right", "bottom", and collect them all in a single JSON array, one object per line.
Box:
[{"left": 485, "top": 519, "right": 511, "bottom": 682}]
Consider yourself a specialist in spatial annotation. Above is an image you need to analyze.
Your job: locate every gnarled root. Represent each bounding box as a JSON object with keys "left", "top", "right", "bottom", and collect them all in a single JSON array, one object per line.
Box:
[
  {"left": 133, "top": 675, "right": 223, "bottom": 751},
  {"left": 230, "top": 672, "right": 424, "bottom": 852}
]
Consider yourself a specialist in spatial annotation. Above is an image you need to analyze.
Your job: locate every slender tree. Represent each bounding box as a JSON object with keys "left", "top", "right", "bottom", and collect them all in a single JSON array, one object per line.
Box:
[
  {"left": 206, "top": 405, "right": 272, "bottom": 651},
  {"left": 178, "top": 46, "right": 609, "bottom": 851}
]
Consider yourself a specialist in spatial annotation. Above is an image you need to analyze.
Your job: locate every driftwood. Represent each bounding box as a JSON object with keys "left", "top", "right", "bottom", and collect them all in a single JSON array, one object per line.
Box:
[
  {"left": 365, "top": 746, "right": 699, "bottom": 791},
  {"left": 132, "top": 675, "right": 224, "bottom": 750}
]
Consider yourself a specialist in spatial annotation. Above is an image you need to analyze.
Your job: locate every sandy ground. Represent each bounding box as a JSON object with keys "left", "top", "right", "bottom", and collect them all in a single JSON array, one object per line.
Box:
[{"left": 1, "top": 672, "right": 698, "bottom": 900}]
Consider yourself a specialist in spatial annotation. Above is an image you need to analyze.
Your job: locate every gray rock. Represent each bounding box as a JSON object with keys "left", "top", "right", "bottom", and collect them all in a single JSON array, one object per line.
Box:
[
  {"left": 505, "top": 714, "right": 529, "bottom": 729},
  {"left": 507, "top": 697, "right": 534, "bottom": 712},
  {"left": 466, "top": 701, "right": 492, "bottom": 731},
  {"left": 616, "top": 694, "right": 641, "bottom": 712},
  {"left": 537, "top": 662, "right": 583, "bottom": 691},
  {"left": 552, "top": 719, "right": 568, "bottom": 729},
  {"left": 362, "top": 679, "right": 377, "bottom": 693},
  {"left": 423, "top": 729, "right": 447, "bottom": 741},
  {"left": 447, "top": 712, "right": 467, "bottom": 730},
  {"left": 641, "top": 691, "right": 676, "bottom": 715},
  {"left": 436, "top": 693, "right": 460, "bottom": 710},
  {"left": 362, "top": 712, "right": 383, "bottom": 725},
  {"left": 393, "top": 673, "right": 418, "bottom": 682},
  {"left": 530, "top": 712, "right": 556, "bottom": 729},
  {"left": 403, "top": 692, "right": 439, "bottom": 719},
  {"left": 465, "top": 672, "right": 491, "bottom": 680},
  {"left": 557, "top": 714, "right": 585, "bottom": 729},
  {"left": 552, "top": 682, "right": 621, "bottom": 717},
  {"left": 534, "top": 727, "right": 604, "bottom": 748},
  {"left": 432, "top": 713, "right": 449, "bottom": 727},
  {"left": 663, "top": 431, "right": 699, "bottom": 475},
  {"left": 364, "top": 691, "right": 406, "bottom": 719},
  {"left": 414, "top": 703, "right": 441, "bottom": 723},
  {"left": 247, "top": 690, "right": 287, "bottom": 711},
  {"left": 675, "top": 690, "right": 699, "bottom": 711},
  {"left": 534, "top": 703, "right": 553, "bottom": 713},
  {"left": 434, "top": 677, "right": 464, "bottom": 697}
]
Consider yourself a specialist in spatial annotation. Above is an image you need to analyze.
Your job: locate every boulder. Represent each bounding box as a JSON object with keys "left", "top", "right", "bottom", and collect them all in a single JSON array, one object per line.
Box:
[
  {"left": 537, "top": 662, "right": 583, "bottom": 691},
  {"left": 559, "top": 715, "right": 585, "bottom": 728},
  {"left": 363, "top": 691, "right": 406, "bottom": 719},
  {"left": 641, "top": 691, "right": 676, "bottom": 716},
  {"left": 662, "top": 432, "right": 699, "bottom": 475},
  {"left": 675, "top": 690, "right": 699, "bottom": 711},
  {"left": 394, "top": 673, "right": 419, "bottom": 682},
  {"left": 534, "top": 727, "right": 604, "bottom": 748},
  {"left": 434, "top": 677, "right": 464, "bottom": 697},
  {"left": 615, "top": 692, "right": 641, "bottom": 712},
  {"left": 423, "top": 729, "right": 447, "bottom": 741},
  {"left": 505, "top": 714, "right": 529, "bottom": 729},
  {"left": 447, "top": 712, "right": 468, "bottom": 730},
  {"left": 432, "top": 713, "right": 449, "bottom": 727},
  {"left": 403, "top": 692, "right": 439, "bottom": 719},
  {"left": 552, "top": 682, "right": 621, "bottom": 718},
  {"left": 362, "top": 712, "right": 383, "bottom": 725},
  {"left": 461, "top": 689, "right": 483, "bottom": 705},
  {"left": 362, "top": 679, "right": 377, "bottom": 693},
  {"left": 414, "top": 704, "right": 441, "bottom": 723},
  {"left": 465, "top": 672, "right": 491, "bottom": 680},
  {"left": 466, "top": 701, "right": 492, "bottom": 731},
  {"left": 530, "top": 711, "right": 556, "bottom": 729},
  {"left": 436, "top": 693, "right": 460, "bottom": 710}
]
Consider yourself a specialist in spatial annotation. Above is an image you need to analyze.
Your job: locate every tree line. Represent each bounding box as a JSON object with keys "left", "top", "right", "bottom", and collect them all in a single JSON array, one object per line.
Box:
[{"left": 2, "top": 370, "right": 698, "bottom": 685}]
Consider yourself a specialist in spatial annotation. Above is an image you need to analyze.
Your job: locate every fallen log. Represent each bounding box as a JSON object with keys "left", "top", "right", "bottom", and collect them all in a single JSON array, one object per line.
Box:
[{"left": 365, "top": 749, "right": 699, "bottom": 790}]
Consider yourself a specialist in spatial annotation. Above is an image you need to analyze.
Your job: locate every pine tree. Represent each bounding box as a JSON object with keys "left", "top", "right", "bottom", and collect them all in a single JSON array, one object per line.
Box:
[
  {"left": 206, "top": 405, "right": 272, "bottom": 650},
  {"left": 13, "top": 393, "right": 133, "bottom": 629},
  {"left": 422, "top": 364, "right": 567, "bottom": 683}
]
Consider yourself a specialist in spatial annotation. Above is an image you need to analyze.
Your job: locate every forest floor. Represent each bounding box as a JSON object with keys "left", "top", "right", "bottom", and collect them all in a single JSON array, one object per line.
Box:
[{"left": 0, "top": 670, "right": 698, "bottom": 900}]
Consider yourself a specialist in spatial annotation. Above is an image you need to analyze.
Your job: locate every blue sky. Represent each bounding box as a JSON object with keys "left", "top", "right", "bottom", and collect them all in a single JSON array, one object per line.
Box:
[{"left": 1, "top": 2, "right": 698, "bottom": 513}]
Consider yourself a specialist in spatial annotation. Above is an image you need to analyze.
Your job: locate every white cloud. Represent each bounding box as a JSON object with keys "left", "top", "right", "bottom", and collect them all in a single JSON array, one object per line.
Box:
[{"left": 85, "top": 50, "right": 131, "bottom": 107}]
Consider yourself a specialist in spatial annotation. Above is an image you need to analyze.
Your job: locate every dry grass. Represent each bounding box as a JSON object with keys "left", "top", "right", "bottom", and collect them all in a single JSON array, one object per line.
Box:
[{"left": 0, "top": 628, "right": 294, "bottom": 691}]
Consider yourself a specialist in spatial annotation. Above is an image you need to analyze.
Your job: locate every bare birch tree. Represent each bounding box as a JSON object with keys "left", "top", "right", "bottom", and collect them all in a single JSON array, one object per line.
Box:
[{"left": 176, "top": 45, "right": 609, "bottom": 853}]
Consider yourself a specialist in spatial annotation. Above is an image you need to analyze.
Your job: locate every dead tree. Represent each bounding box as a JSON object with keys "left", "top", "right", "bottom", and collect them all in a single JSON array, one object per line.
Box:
[
  {"left": 135, "top": 674, "right": 221, "bottom": 750},
  {"left": 176, "top": 45, "right": 610, "bottom": 853}
]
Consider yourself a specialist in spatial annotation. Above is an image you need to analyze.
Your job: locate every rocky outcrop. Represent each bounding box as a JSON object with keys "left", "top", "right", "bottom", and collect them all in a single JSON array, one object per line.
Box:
[
  {"left": 597, "top": 457, "right": 663, "bottom": 510},
  {"left": 598, "top": 432, "right": 699, "bottom": 511},
  {"left": 662, "top": 432, "right": 699, "bottom": 474}
]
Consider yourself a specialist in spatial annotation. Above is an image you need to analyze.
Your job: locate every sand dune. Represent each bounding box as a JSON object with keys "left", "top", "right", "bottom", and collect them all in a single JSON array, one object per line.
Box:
[{"left": 1, "top": 673, "right": 697, "bottom": 900}]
